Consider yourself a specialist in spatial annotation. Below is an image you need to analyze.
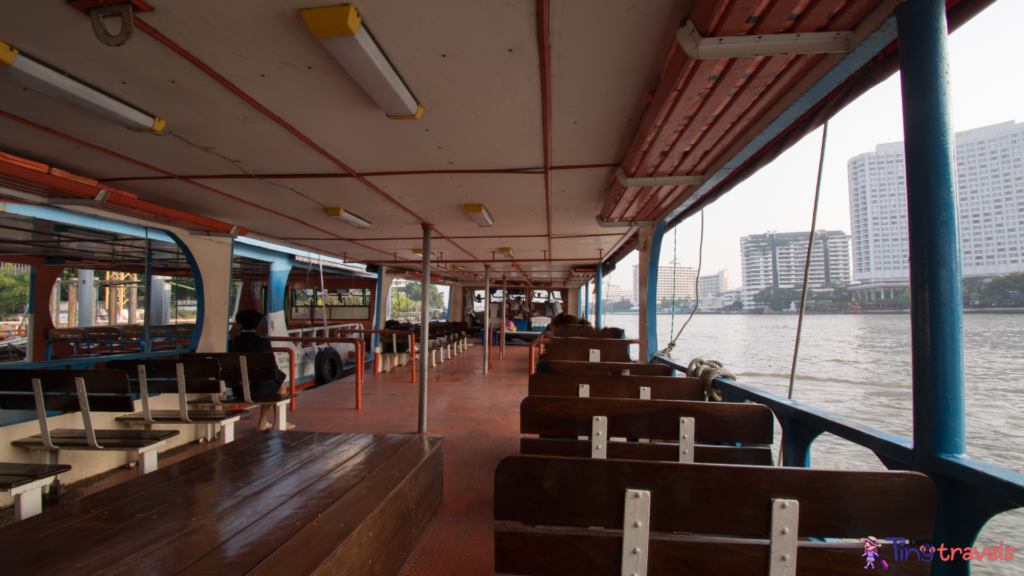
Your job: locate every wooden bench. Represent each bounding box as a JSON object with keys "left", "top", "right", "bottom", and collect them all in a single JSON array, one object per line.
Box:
[
  {"left": 520, "top": 396, "right": 774, "bottom": 465},
  {"left": 0, "top": 463, "right": 71, "bottom": 520},
  {"left": 495, "top": 455, "right": 937, "bottom": 575},
  {"left": 549, "top": 325, "right": 625, "bottom": 338},
  {"left": 0, "top": 370, "right": 179, "bottom": 474},
  {"left": 109, "top": 359, "right": 243, "bottom": 443},
  {"left": 540, "top": 337, "right": 633, "bottom": 363},
  {"left": 180, "top": 352, "right": 296, "bottom": 430},
  {"left": 529, "top": 373, "right": 704, "bottom": 401},
  {"left": 537, "top": 359, "right": 673, "bottom": 376},
  {"left": 0, "top": 432, "right": 443, "bottom": 576}
]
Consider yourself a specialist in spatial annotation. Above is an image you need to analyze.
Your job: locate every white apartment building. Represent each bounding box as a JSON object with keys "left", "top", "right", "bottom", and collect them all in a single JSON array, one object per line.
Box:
[
  {"left": 604, "top": 284, "right": 634, "bottom": 304},
  {"left": 697, "top": 269, "right": 730, "bottom": 301},
  {"left": 633, "top": 261, "right": 697, "bottom": 303},
  {"left": 847, "top": 120, "right": 1024, "bottom": 301},
  {"left": 740, "top": 231, "right": 852, "bottom": 308}
]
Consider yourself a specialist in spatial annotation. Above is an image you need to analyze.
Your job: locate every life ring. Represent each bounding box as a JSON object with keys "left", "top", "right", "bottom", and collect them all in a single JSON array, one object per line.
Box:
[{"left": 314, "top": 347, "right": 344, "bottom": 385}]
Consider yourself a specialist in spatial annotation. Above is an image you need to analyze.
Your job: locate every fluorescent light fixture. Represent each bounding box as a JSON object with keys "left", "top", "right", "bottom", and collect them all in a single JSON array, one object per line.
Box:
[
  {"left": 411, "top": 248, "right": 434, "bottom": 256},
  {"left": 324, "top": 207, "right": 373, "bottom": 229},
  {"left": 0, "top": 41, "right": 165, "bottom": 132},
  {"left": 499, "top": 247, "right": 514, "bottom": 259},
  {"left": 302, "top": 5, "right": 422, "bottom": 119},
  {"left": 464, "top": 204, "right": 494, "bottom": 227},
  {"left": 451, "top": 265, "right": 463, "bottom": 270}
]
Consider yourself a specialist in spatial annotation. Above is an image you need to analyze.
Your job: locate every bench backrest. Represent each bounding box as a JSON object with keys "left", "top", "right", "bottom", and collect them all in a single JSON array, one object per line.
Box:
[
  {"left": 520, "top": 396, "right": 772, "bottom": 445},
  {"left": 82, "top": 326, "right": 121, "bottom": 340},
  {"left": 528, "top": 373, "right": 703, "bottom": 401},
  {"left": 536, "top": 359, "right": 672, "bottom": 376},
  {"left": 0, "top": 369, "right": 135, "bottom": 412},
  {"left": 540, "top": 338, "right": 632, "bottom": 363},
  {"left": 494, "top": 455, "right": 937, "bottom": 575},
  {"left": 179, "top": 352, "right": 279, "bottom": 381},
  {"left": 549, "top": 325, "right": 625, "bottom": 339},
  {"left": 106, "top": 359, "right": 223, "bottom": 394}
]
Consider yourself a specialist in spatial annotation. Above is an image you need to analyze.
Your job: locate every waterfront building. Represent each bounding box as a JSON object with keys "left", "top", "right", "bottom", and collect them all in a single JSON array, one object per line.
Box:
[
  {"left": 847, "top": 120, "right": 1024, "bottom": 301},
  {"left": 604, "top": 284, "right": 634, "bottom": 304},
  {"left": 633, "top": 261, "right": 697, "bottom": 303},
  {"left": 739, "top": 231, "right": 852, "bottom": 307},
  {"left": 697, "top": 269, "right": 730, "bottom": 302}
]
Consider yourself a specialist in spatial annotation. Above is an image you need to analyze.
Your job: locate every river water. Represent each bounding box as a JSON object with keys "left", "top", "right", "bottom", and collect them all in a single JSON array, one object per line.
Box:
[{"left": 599, "top": 312, "right": 1023, "bottom": 573}]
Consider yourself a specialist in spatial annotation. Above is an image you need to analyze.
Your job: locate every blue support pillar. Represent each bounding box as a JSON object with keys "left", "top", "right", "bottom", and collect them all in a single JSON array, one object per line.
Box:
[
  {"left": 594, "top": 266, "right": 603, "bottom": 329},
  {"left": 896, "top": 1, "right": 968, "bottom": 572},
  {"left": 266, "top": 258, "right": 293, "bottom": 338},
  {"left": 373, "top": 268, "right": 386, "bottom": 359}
]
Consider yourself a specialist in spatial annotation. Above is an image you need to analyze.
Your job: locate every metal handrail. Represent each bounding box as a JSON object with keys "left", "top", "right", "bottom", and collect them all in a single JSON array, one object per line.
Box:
[
  {"left": 322, "top": 329, "right": 418, "bottom": 381},
  {"left": 270, "top": 347, "right": 297, "bottom": 411},
  {"left": 266, "top": 336, "right": 365, "bottom": 409}
]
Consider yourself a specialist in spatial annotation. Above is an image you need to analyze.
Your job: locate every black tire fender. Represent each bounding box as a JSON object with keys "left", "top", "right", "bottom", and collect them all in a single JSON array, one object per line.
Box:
[{"left": 314, "top": 347, "right": 344, "bottom": 385}]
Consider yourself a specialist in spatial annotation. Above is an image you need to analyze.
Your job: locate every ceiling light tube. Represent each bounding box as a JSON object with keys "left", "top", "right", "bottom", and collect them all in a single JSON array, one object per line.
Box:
[
  {"left": 302, "top": 5, "right": 422, "bottom": 119},
  {"left": 464, "top": 204, "right": 494, "bottom": 227},
  {"left": 324, "top": 207, "right": 373, "bottom": 228},
  {"left": 0, "top": 41, "right": 165, "bottom": 132}
]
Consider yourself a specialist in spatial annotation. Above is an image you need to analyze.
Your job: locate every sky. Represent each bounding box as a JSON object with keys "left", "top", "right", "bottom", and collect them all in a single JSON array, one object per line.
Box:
[{"left": 605, "top": 0, "right": 1024, "bottom": 291}]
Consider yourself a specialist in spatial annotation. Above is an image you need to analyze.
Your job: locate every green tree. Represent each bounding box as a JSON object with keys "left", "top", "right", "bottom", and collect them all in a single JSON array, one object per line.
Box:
[
  {"left": 963, "top": 277, "right": 985, "bottom": 303},
  {"left": 0, "top": 267, "right": 30, "bottom": 320},
  {"left": 610, "top": 298, "right": 633, "bottom": 312},
  {"left": 753, "top": 287, "right": 800, "bottom": 312},
  {"left": 401, "top": 282, "right": 445, "bottom": 311},
  {"left": 983, "top": 272, "right": 1024, "bottom": 302},
  {"left": 724, "top": 299, "right": 744, "bottom": 311},
  {"left": 897, "top": 291, "right": 911, "bottom": 309}
]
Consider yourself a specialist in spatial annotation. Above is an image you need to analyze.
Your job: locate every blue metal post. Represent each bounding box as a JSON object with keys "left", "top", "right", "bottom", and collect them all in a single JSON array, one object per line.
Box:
[
  {"left": 896, "top": 0, "right": 966, "bottom": 571},
  {"left": 643, "top": 221, "right": 667, "bottom": 362},
  {"left": 594, "top": 266, "right": 603, "bottom": 329},
  {"left": 373, "top": 268, "right": 386, "bottom": 359},
  {"left": 166, "top": 232, "right": 206, "bottom": 351}
]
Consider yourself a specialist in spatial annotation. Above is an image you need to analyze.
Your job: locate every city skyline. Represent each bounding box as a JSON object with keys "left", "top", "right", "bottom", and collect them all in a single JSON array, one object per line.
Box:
[{"left": 601, "top": 0, "right": 1024, "bottom": 293}]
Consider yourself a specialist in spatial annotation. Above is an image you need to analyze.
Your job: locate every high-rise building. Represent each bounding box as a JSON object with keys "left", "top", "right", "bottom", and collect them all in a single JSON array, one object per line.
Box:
[
  {"left": 604, "top": 284, "right": 634, "bottom": 304},
  {"left": 632, "top": 261, "right": 697, "bottom": 303},
  {"left": 697, "top": 269, "right": 730, "bottom": 301},
  {"left": 847, "top": 120, "right": 1024, "bottom": 301},
  {"left": 739, "top": 231, "right": 852, "bottom": 307}
]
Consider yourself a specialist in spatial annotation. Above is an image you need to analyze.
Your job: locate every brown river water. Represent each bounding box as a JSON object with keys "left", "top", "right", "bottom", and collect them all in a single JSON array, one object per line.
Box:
[{"left": 601, "top": 312, "right": 1023, "bottom": 574}]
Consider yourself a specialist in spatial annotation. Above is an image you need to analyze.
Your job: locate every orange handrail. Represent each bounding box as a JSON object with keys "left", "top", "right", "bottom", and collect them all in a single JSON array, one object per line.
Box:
[
  {"left": 528, "top": 337, "right": 551, "bottom": 376},
  {"left": 267, "top": 337, "right": 365, "bottom": 409},
  {"left": 325, "top": 328, "right": 418, "bottom": 382},
  {"left": 271, "top": 347, "right": 297, "bottom": 411}
]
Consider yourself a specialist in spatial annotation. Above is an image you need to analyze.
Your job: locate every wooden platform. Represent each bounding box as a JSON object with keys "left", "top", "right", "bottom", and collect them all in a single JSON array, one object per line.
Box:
[{"left": 0, "top": 431, "right": 443, "bottom": 575}]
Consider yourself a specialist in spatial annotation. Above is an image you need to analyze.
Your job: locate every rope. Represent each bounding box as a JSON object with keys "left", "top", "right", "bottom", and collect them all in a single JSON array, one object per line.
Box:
[
  {"left": 670, "top": 225, "right": 677, "bottom": 337},
  {"left": 777, "top": 121, "right": 830, "bottom": 466},
  {"left": 685, "top": 357, "right": 735, "bottom": 402},
  {"left": 653, "top": 210, "right": 704, "bottom": 360}
]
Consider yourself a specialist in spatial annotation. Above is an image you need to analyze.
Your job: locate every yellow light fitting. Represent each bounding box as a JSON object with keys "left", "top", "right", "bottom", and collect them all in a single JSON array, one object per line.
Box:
[
  {"left": 464, "top": 204, "right": 494, "bottom": 227},
  {"left": 499, "top": 247, "right": 514, "bottom": 259},
  {"left": 411, "top": 248, "right": 435, "bottom": 256},
  {"left": 302, "top": 4, "right": 422, "bottom": 119},
  {"left": 323, "top": 207, "right": 372, "bottom": 229}
]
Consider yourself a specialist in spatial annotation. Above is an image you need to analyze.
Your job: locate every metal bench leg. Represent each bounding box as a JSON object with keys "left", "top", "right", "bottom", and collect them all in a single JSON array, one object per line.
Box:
[
  {"left": 274, "top": 402, "right": 288, "bottom": 431},
  {"left": 222, "top": 420, "right": 235, "bottom": 443},
  {"left": 139, "top": 448, "right": 159, "bottom": 475}
]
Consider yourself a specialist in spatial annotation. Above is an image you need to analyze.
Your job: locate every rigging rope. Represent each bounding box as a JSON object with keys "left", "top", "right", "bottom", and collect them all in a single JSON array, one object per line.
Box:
[
  {"left": 686, "top": 358, "right": 735, "bottom": 402},
  {"left": 654, "top": 210, "right": 704, "bottom": 360},
  {"left": 670, "top": 226, "right": 677, "bottom": 337}
]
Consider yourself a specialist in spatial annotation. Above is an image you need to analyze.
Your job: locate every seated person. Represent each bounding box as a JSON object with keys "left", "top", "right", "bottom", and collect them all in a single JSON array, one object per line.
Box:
[{"left": 228, "top": 309, "right": 295, "bottom": 431}]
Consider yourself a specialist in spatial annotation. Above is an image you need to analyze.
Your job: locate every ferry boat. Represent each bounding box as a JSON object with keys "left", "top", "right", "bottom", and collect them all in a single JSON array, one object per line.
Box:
[{"left": 0, "top": 1, "right": 1019, "bottom": 575}]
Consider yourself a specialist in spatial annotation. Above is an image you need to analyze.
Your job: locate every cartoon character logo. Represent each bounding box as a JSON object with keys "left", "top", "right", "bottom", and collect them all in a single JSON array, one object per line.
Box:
[{"left": 861, "top": 536, "right": 889, "bottom": 569}]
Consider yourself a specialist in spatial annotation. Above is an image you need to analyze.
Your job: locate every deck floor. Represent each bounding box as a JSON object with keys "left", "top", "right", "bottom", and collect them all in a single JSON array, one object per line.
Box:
[{"left": 1, "top": 341, "right": 525, "bottom": 574}]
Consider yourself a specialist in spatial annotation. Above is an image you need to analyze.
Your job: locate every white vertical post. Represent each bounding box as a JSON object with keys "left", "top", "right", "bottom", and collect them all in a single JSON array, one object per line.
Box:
[{"left": 501, "top": 276, "right": 507, "bottom": 357}]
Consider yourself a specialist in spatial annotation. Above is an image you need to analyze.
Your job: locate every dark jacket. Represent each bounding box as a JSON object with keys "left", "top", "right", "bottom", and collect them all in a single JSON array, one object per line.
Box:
[{"left": 227, "top": 331, "right": 286, "bottom": 399}]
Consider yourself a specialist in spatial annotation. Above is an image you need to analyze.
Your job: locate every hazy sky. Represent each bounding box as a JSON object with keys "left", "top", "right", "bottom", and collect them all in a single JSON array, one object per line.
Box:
[{"left": 606, "top": 0, "right": 1024, "bottom": 291}]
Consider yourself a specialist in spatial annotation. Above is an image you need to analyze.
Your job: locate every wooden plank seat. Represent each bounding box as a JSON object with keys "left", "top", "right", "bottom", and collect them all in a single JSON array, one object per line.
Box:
[
  {"left": 108, "top": 359, "right": 242, "bottom": 444},
  {"left": 549, "top": 325, "right": 625, "bottom": 339},
  {"left": 0, "top": 431, "right": 443, "bottom": 576},
  {"left": 529, "top": 373, "right": 704, "bottom": 401},
  {"left": 0, "top": 462, "right": 71, "bottom": 521},
  {"left": 539, "top": 337, "right": 633, "bottom": 363},
  {"left": 494, "top": 455, "right": 937, "bottom": 576},
  {"left": 521, "top": 396, "right": 774, "bottom": 465},
  {"left": 0, "top": 369, "right": 179, "bottom": 475},
  {"left": 179, "top": 352, "right": 296, "bottom": 430},
  {"left": 44, "top": 326, "right": 146, "bottom": 360},
  {"left": 537, "top": 359, "right": 673, "bottom": 376}
]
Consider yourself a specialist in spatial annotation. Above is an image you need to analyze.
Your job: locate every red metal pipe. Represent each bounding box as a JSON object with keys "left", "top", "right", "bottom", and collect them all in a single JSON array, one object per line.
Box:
[
  {"left": 271, "top": 347, "right": 297, "bottom": 410},
  {"left": 266, "top": 337, "right": 364, "bottom": 409}
]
